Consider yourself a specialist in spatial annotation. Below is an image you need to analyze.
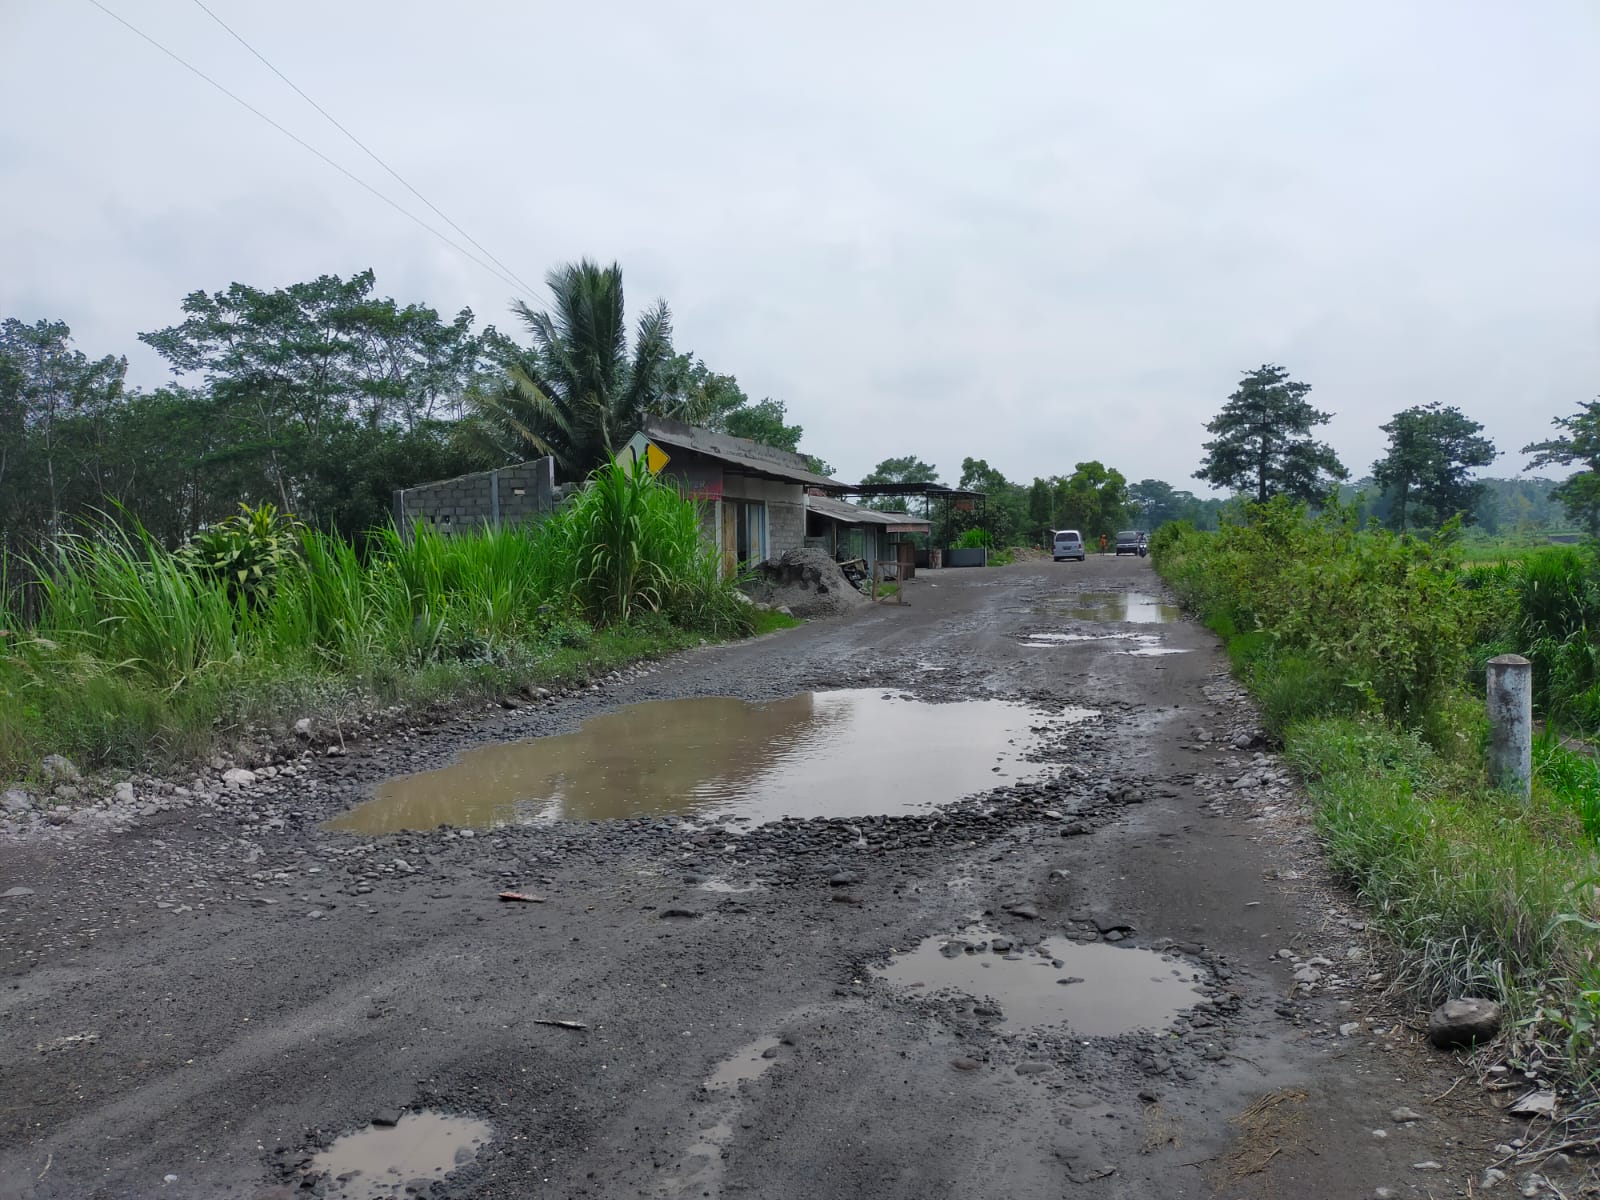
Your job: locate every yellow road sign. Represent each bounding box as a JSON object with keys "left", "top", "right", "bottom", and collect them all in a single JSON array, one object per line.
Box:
[{"left": 621, "top": 431, "right": 670, "bottom": 476}]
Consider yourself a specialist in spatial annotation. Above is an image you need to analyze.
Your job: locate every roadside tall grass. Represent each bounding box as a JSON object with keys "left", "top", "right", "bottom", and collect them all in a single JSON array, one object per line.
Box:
[
  {"left": 1290, "top": 717, "right": 1600, "bottom": 1084},
  {"left": 1153, "top": 506, "right": 1600, "bottom": 1088},
  {"left": 0, "top": 464, "right": 752, "bottom": 778}
]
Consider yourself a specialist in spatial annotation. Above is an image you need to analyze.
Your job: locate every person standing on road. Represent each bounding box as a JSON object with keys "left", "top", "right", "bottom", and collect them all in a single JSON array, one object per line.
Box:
[{"left": 1099, "top": 533, "right": 1108, "bottom": 556}]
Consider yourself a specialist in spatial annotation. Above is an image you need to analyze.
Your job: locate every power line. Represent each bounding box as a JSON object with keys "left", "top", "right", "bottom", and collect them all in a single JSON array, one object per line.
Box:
[
  {"left": 84, "top": 0, "right": 534, "bottom": 300},
  {"left": 187, "top": 0, "right": 543, "bottom": 300}
]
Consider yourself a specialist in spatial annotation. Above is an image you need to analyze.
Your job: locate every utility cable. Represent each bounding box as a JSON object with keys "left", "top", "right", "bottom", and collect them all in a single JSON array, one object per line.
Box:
[
  {"left": 85, "top": 0, "right": 533, "bottom": 300},
  {"left": 187, "top": 0, "right": 543, "bottom": 300}
]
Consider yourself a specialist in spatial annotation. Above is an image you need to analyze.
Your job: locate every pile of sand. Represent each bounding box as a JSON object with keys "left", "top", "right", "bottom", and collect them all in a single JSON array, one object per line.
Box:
[{"left": 743, "top": 547, "right": 869, "bottom": 618}]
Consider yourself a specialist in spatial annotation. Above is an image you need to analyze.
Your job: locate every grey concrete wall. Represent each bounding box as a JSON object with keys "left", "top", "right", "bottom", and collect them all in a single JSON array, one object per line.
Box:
[
  {"left": 394, "top": 458, "right": 555, "bottom": 537},
  {"left": 768, "top": 499, "right": 806, "bottom": 559}
]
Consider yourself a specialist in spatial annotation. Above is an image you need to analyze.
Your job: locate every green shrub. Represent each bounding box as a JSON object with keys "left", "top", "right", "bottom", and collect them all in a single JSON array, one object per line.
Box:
[
  {"left": 1157, "top": 498, "right": 1487, "bottom": 730},
  {"left": 177, "top": 502, "right": 304, "bottom": 606}
]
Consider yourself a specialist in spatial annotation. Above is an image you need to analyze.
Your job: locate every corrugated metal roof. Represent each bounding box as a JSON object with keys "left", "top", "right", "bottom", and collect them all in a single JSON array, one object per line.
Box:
[
  {"left": 642, "top": 418, "right": 845, "bottom": 489},
  {"left": 806, "top": 494, "right": 930, "bottom": 530}
]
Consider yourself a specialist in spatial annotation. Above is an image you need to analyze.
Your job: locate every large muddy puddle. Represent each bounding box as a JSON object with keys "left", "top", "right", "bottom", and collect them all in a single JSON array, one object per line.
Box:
[
  {"left": 330, "top": 690, "right": 1081, "bottom": 834},
  {"left": 876, "top": 934, "right": 1203, "bottom": 1035},
  {"left": 311, "top": 1111, "right": 492, "bottom": 1199}
]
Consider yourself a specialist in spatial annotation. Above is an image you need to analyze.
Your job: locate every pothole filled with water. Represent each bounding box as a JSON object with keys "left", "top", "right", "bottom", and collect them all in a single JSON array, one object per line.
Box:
[
  {"left": 1020, "top": 631, "right": 1188, "bottom": 656},
  {"left": 876, "top": 934, "right": 1204, "bottom": 1035},
  {"left": 330, "top": 690, "right": 1081, "bottom": 834},
  {"left": 1061, "top": 591, "right": 1181, "bottom": 624},
  {"left": 310, "top": 1111, "right": 492, "bottom": 1200},
  {"left": 704, "top": 1036, "right": 782, "bottom": 1090}
]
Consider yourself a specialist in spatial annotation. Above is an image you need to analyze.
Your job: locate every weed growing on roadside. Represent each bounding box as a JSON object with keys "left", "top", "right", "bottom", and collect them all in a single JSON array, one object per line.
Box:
[
  {"left": 1153, "top": 505, "right": 1600, "bottom": 1091},
  {"left": 0, "top": 461, "right": 754, "bottom": 778}
]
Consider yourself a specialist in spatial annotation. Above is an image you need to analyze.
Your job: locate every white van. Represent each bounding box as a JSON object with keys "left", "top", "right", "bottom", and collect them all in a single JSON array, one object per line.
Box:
[{"left": 1052, "top": 529, "right": 1085, "bottom": 562}]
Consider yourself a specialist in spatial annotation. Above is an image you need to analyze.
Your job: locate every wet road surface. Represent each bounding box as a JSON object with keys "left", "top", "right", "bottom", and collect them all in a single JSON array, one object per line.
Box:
[{"left": 0, "top": 556, "right": 1504, "bottom": 1199}]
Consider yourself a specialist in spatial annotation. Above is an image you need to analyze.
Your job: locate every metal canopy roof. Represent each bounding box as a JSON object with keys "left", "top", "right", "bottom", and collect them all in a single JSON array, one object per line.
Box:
[
  {"left": 836, "top": 482, "right": 985, "bottom": 500},
  {"left": 806, "top": 494, "right": 930, "bottom": 530}
]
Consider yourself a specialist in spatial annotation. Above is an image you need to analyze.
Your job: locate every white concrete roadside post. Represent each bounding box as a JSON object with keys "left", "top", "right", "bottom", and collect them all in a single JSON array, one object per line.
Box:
[{"left": 1486, "top": 653, "right": 1532, "bottom": 798}]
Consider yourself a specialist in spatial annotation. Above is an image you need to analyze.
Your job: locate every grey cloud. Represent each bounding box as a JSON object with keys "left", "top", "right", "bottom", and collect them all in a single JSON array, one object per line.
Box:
[{"left": 2, "top": 0, "right": 1596, "bottom": 489}]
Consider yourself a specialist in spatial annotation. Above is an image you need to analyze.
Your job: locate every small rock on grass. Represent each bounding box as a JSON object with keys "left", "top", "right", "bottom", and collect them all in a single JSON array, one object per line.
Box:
[
  {"left": 1427, "top": 997, "right": 1501, "bottom": 1048},
  {"left": 40, "top": 754, "right": 79, "bottom": 783}
]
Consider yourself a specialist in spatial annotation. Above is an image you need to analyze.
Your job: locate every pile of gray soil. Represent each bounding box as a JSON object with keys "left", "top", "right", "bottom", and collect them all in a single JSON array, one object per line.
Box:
[{"left": 743, "top": 547, "right": 869, "bottom": 618}]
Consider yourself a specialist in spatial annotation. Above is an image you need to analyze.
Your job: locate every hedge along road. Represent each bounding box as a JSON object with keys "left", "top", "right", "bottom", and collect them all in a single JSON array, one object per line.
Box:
[{"left": 0, "top": 556, "right": 1506, "bottom": 1200}]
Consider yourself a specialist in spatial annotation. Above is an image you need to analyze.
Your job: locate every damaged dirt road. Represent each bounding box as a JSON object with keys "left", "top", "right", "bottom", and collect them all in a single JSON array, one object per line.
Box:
[{"left": 2, "top": 557, "right": 1515, "bottom": 1199}]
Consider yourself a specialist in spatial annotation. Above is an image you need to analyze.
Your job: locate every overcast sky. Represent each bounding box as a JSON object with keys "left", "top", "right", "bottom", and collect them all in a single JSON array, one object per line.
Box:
[{"left": 3, "top": 1, "right": 1597, "bottom": 489}]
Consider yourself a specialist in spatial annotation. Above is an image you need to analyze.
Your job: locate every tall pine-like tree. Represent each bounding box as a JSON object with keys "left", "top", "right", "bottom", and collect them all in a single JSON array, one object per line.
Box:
[{"left": 1195, "top": 364, "right": 1346, "bottom": 503}]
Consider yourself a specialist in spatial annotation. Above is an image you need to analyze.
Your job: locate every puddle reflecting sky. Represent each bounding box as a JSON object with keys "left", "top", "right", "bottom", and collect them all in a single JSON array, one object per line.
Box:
[
  {"left": 1058, "top": 591, "right": 1181, "bottom": 624},
  {"left": 876, "top": 936, "right": 1204, "bottom": 1035},
  {"left": 330, "top": 690, "right": 1071, "bottom": 834},
  {"left": 311, "top": 1111, "right": 492, "bottom": 1200}
]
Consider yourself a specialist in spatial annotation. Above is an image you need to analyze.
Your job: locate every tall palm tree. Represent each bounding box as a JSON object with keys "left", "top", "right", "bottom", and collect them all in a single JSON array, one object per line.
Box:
[{"left": 473, "top": 260, "right": 673, "bottom": 479}]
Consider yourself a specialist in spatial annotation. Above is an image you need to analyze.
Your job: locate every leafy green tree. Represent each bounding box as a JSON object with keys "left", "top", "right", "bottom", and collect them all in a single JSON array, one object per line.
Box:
[
  {"left": 1196, "top": 364, "right": 1347, "bottom": 503},
  {"left": 860, "top": 455, "right": 940, "bottom": 516},
  {"left": 1053, "top": 461, "right": 1130, "bottom": 543},
  {"left": 658, "top": 353, "right": 748, "bottom": 428},
  {"left": 724, "top": 398, "right": 803, "bottom": 453},
  {"left": 1, "top": 318, "right": 127, "bottom": 534},
  {"left": 141, "top": 270, "right": 484, "bottom": 524},
  {"left": 803, "top": 454, "right": 837, "bottom": 478},
  {"left": 1469, "top": 477, "right": 1564, "bottom": 535},
  {"left": 1371, "top": 402, "right": 1497, "bottom": 532},
  {"left": 1027, "top": 478, "right": 1053, "bottom": 544},
  {"left": 862, "top": 455, "right": 939, "bottom": 486},
  {"left": 657, "top": 354, "right": 831, "bottom": 467},
  {"left": 471, "top": 260, "right": 672, "bottom": 479},
  {"left": 956, "top": 457, "right": 1026, "bottom": 545},
  {"left": 1523, "top": 399, "right": 1600, "bottom": 537},
  {"left": 1129, "top": 479, "right": 1181, "bottom": 528}
]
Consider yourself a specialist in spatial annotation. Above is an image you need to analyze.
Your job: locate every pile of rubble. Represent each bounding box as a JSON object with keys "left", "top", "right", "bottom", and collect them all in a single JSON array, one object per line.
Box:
[{"left": 743, "top": 547, "right": 870, "bottom": 618}]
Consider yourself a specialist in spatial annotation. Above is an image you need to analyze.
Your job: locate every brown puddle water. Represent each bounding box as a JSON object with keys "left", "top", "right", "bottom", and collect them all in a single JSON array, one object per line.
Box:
[
  {"left": 1062, "top": 591, "right": 1181, "bottom": 624},
  {"left": 876, "top": 936, "right": 1204, "bottom": 1035},
  {"left": 330, "top": 690, "right": 1076, "bottom": 834},
  {"left": 310, "top": 1111, "right": 492, "bottom": 1199}
]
